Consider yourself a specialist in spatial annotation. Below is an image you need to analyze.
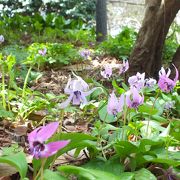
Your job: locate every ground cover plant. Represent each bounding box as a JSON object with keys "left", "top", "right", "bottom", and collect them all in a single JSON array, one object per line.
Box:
[{"left": 0, "top": 1, "right": 179, "bottom": 180}]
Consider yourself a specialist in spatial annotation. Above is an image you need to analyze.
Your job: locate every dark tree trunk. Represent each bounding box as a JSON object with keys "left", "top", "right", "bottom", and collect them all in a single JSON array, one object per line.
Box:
[
  {"left": 170, "top": 46, "right": 180, "bottom": 80},
  {"left": 96, "top": 0, "right": 107, "bottom": 42},
  {"left": 128, "top": 0, "right": 180, "bottom": 79}
]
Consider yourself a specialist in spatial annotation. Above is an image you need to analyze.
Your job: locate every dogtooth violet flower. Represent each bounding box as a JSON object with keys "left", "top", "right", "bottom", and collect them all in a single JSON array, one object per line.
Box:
[
  {"left": 164, "top": 101, "right": 175, "bottom": 110},
  {"left": 107, "top": 91, "right": 124, "bottom": 116},
  {"left": 101, "top": 65, "right": 113, "bottom": 79},
  {"left": 145, "top": 78, "right": 157, "bottom": 88},
  {"left": 0, "top": 35, "right": 4, "bottom": 44},
  {"left": 58, "top": 73, "right": 97, "bottom": 108},
  {"left": 38, "top": 48, "right": 47, "bottom": 56},
  {"left": 79, "top": 49, "right": 91, "bottom": 60},
  {"left": 126, "top": 87, "right": 144, "bottom": 109},
  {"left": 158, "top": 64, "right": 179, "bottom": 93},
  {"left": 119, "top": 59, "right": 129, "bottom": 74},
  {"left": 28, "top": 122, "right": 69, "bottom": 159},
  {"left": 128, "top": 72, "right": 145, "bottom": 91}
]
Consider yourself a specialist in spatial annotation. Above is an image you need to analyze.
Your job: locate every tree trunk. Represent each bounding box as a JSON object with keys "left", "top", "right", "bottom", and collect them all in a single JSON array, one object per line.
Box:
[
  {"left": 170, "top": 46, "right": 180, "bottom": 80},
  {"left": 96, "top": 0, "right": 107, "bottom": 42},
  {"left": 128, "top": 0, "right": 180, "bottom": 79}
]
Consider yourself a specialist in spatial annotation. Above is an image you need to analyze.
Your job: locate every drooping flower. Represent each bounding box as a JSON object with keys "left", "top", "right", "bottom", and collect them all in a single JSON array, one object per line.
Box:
[
  {"left": 0, "top": 35, "right": 4, "bottom": 44},
  {"left": 145, "top": 78, "right": 157, "bottom": 88},
  {"left": 58, "top": 73, "right": 97, "bottom": 108},
  {"left": 158, "top": 64, "right": 179, "bottom": 93},
  {"left": 164, "top": 101, "right": 175, "bottom": 110},
  {"left": 107, "top": 92, "right": 124, "bottom": 116},
  {"left": 38, "top": 48, "right": 47, "bottom": 56},
  {"left": 79, "top": 49, "right": 91, "bottom": 60},
  {"left": 128, "top": 72, "right": 145, "bottom": 90},
  {"left": 28, "top": 122, "right": 69, "bottom": 159},
  {"left": 126, "top": 87, "right": 144, "bottom": 109},
  {"left": 101, "top": 65, "right": 112, "bottom": 79},
  {"left": 119, "top": 59, "right": 129, "bottom": 74}
]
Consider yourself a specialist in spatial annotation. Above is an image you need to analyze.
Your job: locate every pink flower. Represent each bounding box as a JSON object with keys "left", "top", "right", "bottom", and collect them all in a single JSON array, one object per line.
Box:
[
  {"left": 58, "top": 73, "right": 97, "bottom": 108},
  {"left": 28, "top": 122, "right": 69, "bottom": 159},
  {"left": 158, "top": 64, "right": 179, "bottom": 93},
  {"left": 119, "top": 60, "right": 129, "bottom": 74},
  {"left": 38, "top": 48, "right": 47, "bottom": 56},
  {"left": 101, "top": 65, "right": 113, "bottom": 79},
  {"left": 107, "top": 92, "right": 124, "bottom": 116},
  {"left": 128, "top": 72, "right": 145, "bottom": 91},
  {"left": 126, "top": 87, "right": 144, "bottom": 109}
]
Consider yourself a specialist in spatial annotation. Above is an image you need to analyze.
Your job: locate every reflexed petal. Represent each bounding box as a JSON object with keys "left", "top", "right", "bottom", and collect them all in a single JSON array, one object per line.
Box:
[
  {"left": 132, "top": 88, "right": 141, "bottom": 103},
  {"left": 107, "top": 92, "right": 119, "bottom": 115},
  {"left": 82, "top": 87, "right": 97, "bottom": 97},
  {"left": 28, "top": 127, "right": 42, "bottom": 147},
  {"left": 64, "top": 77, "right": 73, "bottom": 94},
  {"left": 36, "top": 122, "right": 59, "bottom": 142},
  {"left": 173, "top": 64, "right": 179, "bottom": 82},
  {"left": 58, "top": 93, "right": 74, "bottom": 109},
  {"left": 125, "top": 91, "right": 132, "bottom": 108},
  {"left": 40, "top": 141, "right": 70, "bottom": 158},
  {"left": 118, "top": 94, "right": 125, "bottom": 111},
  {"left": 166, "top": 68, "right": 171, "bottom": 77}
]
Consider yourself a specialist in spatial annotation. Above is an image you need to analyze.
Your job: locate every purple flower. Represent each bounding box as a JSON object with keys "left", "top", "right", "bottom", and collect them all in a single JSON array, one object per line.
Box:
[
  {"left": 0, "top": 35, "right": 4, "bottom": 44},
  {"left": 107, "top": 92, "right": 124, "bottom": 116},
  {"left": 126, "top": 87, "right": 144, "bottom": 109},
  {"left": 158, "top": 64, "right": 179, "bottom": 93},
  {"left": 101, "top": 65, "right": 112, "bottom": 79},
  {"left": 28, "top": 122, "right": 69, "bottom": 159},
  {"left": 79, "top": 49, "right": 91, "bottom": 60},
  {"left": 58, "top": 73, "right": 97, "bottom": 108},
  {"left": 119, "top": 60, "right": 129, "bottom": 74},
  {"left": 145, "top": 78, "right": 157, "bottom": 88},
  {"left": 164, "top": 101, "right": 175, "bottom": 110},
  {"left": 38, "top": 48, "right": 47, "bottom": 56},
  {"left": 128, "top": 72, "right": 145, "bottom": 90}
]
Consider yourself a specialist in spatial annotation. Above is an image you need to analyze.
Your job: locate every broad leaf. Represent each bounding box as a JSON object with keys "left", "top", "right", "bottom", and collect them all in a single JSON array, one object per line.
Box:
[{"left": 0, "top": 152, "right": 28, "bottom": 179}]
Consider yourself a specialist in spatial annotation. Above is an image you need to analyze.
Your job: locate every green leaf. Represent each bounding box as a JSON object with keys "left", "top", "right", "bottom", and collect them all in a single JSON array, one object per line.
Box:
[
  {"left": 114, "top": 141, "right": 138, "bottom": 158},
  {"left": 135, "top": 168, "right": 156, "bottom": 180},
  {"left": 83, "top": 158, "right": 124, "bottom": 176},
  {"left": 138, "top": 104, "right": 158, "bottom": 115},
  {"left": 43, "top": 169, "right": 67, "bottom": 180},
  {"left": 112, "top": 80, "right": 125, "bottom": 94},
  {"left": 98, "top": 103, "right": 116, "bottom": 123},
  {"left": 0, "top": 152, "right": 28, "bottom": 179},
  {"left": 58, "top": 165, "right": 120, "bottom": 180}
]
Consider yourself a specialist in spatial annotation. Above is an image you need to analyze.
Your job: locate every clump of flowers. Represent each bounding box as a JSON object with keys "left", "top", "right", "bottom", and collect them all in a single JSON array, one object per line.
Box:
[
  {"left": 128, "top": 72, "right": 145, "bottom": 91},
  {"left": 101, "top": 65, "right": 113, "bottom": 79},
  {"left": 28, "top": 122, "right": 69, "bottom": 159},
  {"left": 119, "top": 59, "right": 129, "bottom": 75},
  {"left": 158, "top": 64, "right": 179, "bottom": 93},
  {"left": 58, "top": 73, "right": 97, "bottom": 108},
  {"left": 107, "top": 92, "right": 124, "bottom": 116},
  {"left": 0, "top": 35, "right": 4, "bottom": 44},
  {"left": 38, "top": 48, "right": 47, "bottom": 56},
  {"left": 126, "top": 87, "right": 144, "bottom": 109},
  {"left": 79, "top": 49, "right": 92, "bottom": 60}
]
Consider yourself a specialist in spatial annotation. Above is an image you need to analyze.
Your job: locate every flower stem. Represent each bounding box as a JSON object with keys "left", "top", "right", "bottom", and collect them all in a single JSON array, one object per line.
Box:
[
  {"left": 1, "top": 69, "right": 6, "bottom": 109},
  {"left": 146, "top": 90, "right": 160, "bottom": 137}
]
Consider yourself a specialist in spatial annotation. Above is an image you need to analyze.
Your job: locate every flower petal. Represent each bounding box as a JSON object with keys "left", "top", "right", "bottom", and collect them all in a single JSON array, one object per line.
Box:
[
  {"left": 28, "top": 127, "right": 42, "bottom": 147},
  {"left": 58, "top": 93, "right": 74, "bottom": 109},
  {"left": 172, "top": 64, "right": 179, "bottom": 82},
  {"left": 40, "top": 141, "right": 70, "bottom": 158},
  {"left": 36, "top": 122, "right": 59, "bottom": 142}
]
